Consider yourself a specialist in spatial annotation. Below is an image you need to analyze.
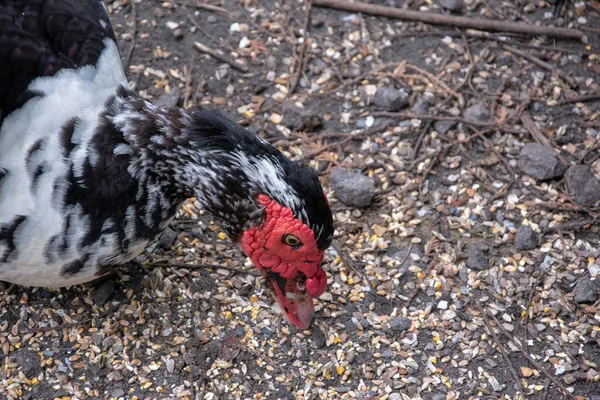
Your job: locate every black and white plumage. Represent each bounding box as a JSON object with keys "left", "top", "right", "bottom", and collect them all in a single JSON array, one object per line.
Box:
[{"left": 0, "top": 0, "right": 333, "bottom": 329}]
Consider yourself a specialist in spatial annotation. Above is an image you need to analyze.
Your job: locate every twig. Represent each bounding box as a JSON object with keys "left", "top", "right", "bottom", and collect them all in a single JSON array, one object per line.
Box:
[
  {"left": 556, "top": 94, "right": 600, "bottom": 105},
  {"left": 194, "top": 41, "right": 249, "bottom": 72},
  {"left": 289, "top": 1, "right": 312, "bottom": 95},
  {"left": 501, "top": 44, "right": 577, "bottom": 87},
  {"left": 544, "top": 218, "right": 596, "bottom": 233},
  {"left": 169, "top": 0, "right": 230, "bottom": 15},
  {"left": 520, "top": 111, "right": 569, "bottom": 165},
  {"left": 312, "top": 0, "right": 586, "bottom": 41},
  {"left": 485, "top": 309, "right": 578, "bottom": 400},
  {"left": 300, "top": 123, "right": 390, "bottom": 160},
  {"left": 404, "top": 64, "right": 462, "bottom": 103},
  {"left": 370, "top": 111, "right": 496, "bottom": 128},
  {"left": 397, "top": 242, "right": 414, "bottom": 268},
  {"left": 124, "top": 0, "right": 137, "bottom": 67},
  {"left": 149, "top": 262, "right": 261, "bottom": 276},
  {"left": 477, "top": 303, "right": 525, "bottom": 395},
  {"left": 183, "top": 60, "right": 194, "bottom": 109},
  {"left": 331, "top": 241, "right": 369, "bottom": 285}
]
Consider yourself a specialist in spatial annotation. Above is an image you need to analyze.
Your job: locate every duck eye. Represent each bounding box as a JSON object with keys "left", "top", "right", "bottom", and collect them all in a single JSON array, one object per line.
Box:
[{"left": 282, "top": 234, "right": 303, "bottom": 248}]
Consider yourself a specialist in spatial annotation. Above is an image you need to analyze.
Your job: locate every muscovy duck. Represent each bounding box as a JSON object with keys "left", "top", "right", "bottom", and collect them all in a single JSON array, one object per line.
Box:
[{"left": 0, "top": 0, "right": 334, "bottom": 329}]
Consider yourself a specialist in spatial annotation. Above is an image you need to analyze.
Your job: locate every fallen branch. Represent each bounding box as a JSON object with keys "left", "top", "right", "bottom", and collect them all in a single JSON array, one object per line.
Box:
[
  {"left": 370, "top": 111, "right": 496, "bottom": 128},
  {"left": 486, "top": 309, "right": 578, "bottom": 400},
  {"left": 477, "top": 303, "right": 525, "bottom": 396},
  {"left": 124, "top": 0, "right": 138, "bottom": 67},
  {"left": 162, "top": 0, "right": 230, "bottom": 15},
  {"left": 289, "top": 2, "right": 312, "bottom": 95},
  {"left": 556, "top": 94, "right": 600, "bottom": 105},
  {"left": 501, "top": 44, "right": 577, "bottom": 87},
  {"left": 150, "top": 261, "right": 261, "bottom": 276},
  {"left": 545, "top": 218, "right": 596, "bottom": 233},
  {"left": 194, "top": 41, "right": 249, "bottom": 73},
  {"left": 312, "top": 0, "right": 586, "bottom": 42}
]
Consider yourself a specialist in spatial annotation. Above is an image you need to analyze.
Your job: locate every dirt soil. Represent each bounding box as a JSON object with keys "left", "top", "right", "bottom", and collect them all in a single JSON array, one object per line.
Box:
[{"left": 2, "top": 0, "right": 600, "bottom": 399}]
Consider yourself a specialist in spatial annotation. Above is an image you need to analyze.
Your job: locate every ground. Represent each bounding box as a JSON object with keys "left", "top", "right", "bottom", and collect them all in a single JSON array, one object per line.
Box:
[{"left": 1, "top": 0, "right": 600, "bottom": 399}]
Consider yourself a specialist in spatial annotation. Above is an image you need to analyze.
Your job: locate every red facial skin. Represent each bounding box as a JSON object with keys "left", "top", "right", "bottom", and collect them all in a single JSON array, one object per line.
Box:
[{"left": 240, "top": 194, "right": 327, "bottom": 329}]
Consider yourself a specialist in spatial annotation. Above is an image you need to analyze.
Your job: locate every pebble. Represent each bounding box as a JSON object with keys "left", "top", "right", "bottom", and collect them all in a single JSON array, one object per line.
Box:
[
  {"left": 388, "top": 317, "right": 412, "bottom": 332},
  {"left": 433, "top": 120, "right": 456, "bottom": 134},
  {"left": 166, "top": 21, "right": 180, "bottom": 30},
  {"left": 155, "top": 88, "right": 182, "bottom": 109},
  {"left": 464, "top": 103, "right": 491, "bottom": 123},
  {"left": 374, "top": 87, "right": 410, "bottom": 112},
  {"left": 329, "top": 167, "right": 375, "bottom": 208},
  {"left": 573, "top": 276, "right": 599, "bottom": 304},
  {"left": 514, "top": 224, "right": 538, "bottom": 250},
  {"left": 158, "top": 226, "right": 179, "bottom": 249},
  {"left": 281, "top": 100, "right": 322, "bottom": 132},
  {"left": 437, "top": 0, "right": 464, "bottom": 12},
  {"left": 14, "top": 348, "right": 41, "bottom": 377},
  {"left": 207, "top": 15, "right": 217, "bottom": 23},
  {"left": 411, "top": 96, "right": 430, "bottom": 115},
  {"left": 467, "top": 243, "right": 489, "bottom": 270},
  {"left": 565, "top": 165, "right": 600, "bottom": 206},
  {"left": 518, "top": 143, "right": 565, "bottom": 180},
  {"left": 310, "top": 327, "right": 327, "bottom": 348},
  {"left": 91, "top": 279, "right": 116, "bottom": 306}
]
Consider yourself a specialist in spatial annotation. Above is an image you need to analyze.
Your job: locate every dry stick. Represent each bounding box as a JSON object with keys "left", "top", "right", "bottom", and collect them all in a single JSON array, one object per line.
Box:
[
  {"left": 544, "top": 218, "right": 596, "bottom": 233},
  {"left": 501, "top": 44, "right": 577, "bottom": 87},
  {"left": 312, "top": 0, "right": 586, "bottom": 41},
  {"left": 150, "top": 262, "right": 261, "bottom": 276},
  {"left": 169, "top": 0, "right": 230, "bottom": 15},
  {"left": 289, "top": 1, "right": 312, "bottom": 95},
  {"left": 556, "top": 94, "right": 600, "bottom": 105},
  {"left": 486, "top": 310, "right": 578, "bottom": 400},
  {"left": 331, "top": 241, "right": 369, "bottom": 285},
  {"left": 194, "top": 41, "right": 249, "bottom": 73},
  {"left": 520, "top": 112, "right": 569, "bottom": 165},
  {"left": 477, "top": 303, "right": 525, "bottom": 395},
  {"left": 370, "top": 111, "right": 496, "bottom": 128},
  {"left": 124, "top": 0, "right": 137, "bottom": 67}
]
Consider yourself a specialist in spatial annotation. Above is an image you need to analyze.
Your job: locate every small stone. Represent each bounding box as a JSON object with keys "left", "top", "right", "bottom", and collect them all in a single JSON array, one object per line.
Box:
[
  {"left": 374, "top": 87, "right": 410, "bottom": 112},
  {"left": 112, "top": 389, "right": 125, "bottom": 398},
  {"left": 281, "top": 100, "right": 322, "bottom": 132},
  {"left": 158, "top": 227, "right": 178, "bottom": 250},
  {"left": 411, "top": 96, "right": 430, "bottom": 115},
  {"left": 467, "top": 243, "right": 489, "bottom": 270},
  {"left": 437, "top": 0, "right": 464, "bottom": 12},
  {"left": 310, "top": 327, "right": 326, "bottom": 348},
  {"left": 437, "top": 300, "right": 448, "bottom": 310},
  {"left": 388, "top": 317, "right": 412, "bottom": 332},
  {"left": 514, "top": 224, "right": 538, "bottom": 250},
  {"left": 207, "top": 15, "right": 217, "bottom": 23},
  {"left": 329, "top": 167, "right": 375, "bottom": 208},
  {"left": 433, "top": 120, "right": 456, "bottom": 134},
  {"left": 166, "top": 21, "right": 180, "bottom": 30},
  {"left": 520, "top": 366, "right": 533, "bottom": 377},
  {"left": 518, "top": 143, "right": 565, "bottom": 180},
  {"left": 464, "top": 103, "right": 490, "bottom": 123},
  {"left": 153, "top": 8, "right": 164, "bottom": 18},
  {"left": 172, "top": 28, "right": 184, "bottom": 40},
  {"left": 91, "top": 280, "right": 116, "bottom": 306},
  {"left": 565, "top": 165, "right": 600, "bottom": 206},
  {"left": 14, "top": 348, "right": 41, "bottom": 377},
  {"left": 573, "top": 276, "right": 599, "bottom": 304},
  {"left": 563, "top": 374, "right": 576, "bottom": 385},
  {"left": 155, "top": 88, "right": 182, "bottom": 109}
]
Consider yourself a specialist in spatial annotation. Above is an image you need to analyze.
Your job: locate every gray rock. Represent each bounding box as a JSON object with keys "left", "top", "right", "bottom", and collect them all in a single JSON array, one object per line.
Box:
[
  {"left": 207, "top": 15, "right": 217, "bottom": 23},
  {"left": 330, "top": 167, "right": 375, "bottom": 208},
  {"left": 434, "top": 120, "right": 456, "bottom": 134},
  {"left": 158, "top": 227, "right": 178, "bottom": 250},
  {"left": 374, "top": 87, "right": 410, "bottom": 112},
  {"left": 155, "top": 88, "right": 182, "bottom": 109},
  {"left": 310, "top": 327, "right": 326, "bottom": 348},
  {"left": 514, "top": 224, "right": 538, "bottom": 250},
  {"left": 573, "top": 276, "right": 599, "bottom": 304},
  {"left": 464, "top": 103, "right": 491, "bottom": 123},
  {"left": 437, "top": 0, "right": 464, "bottom": 12},
  {"left": 388, "top": 317, "right": 412, "bottom": 332},
  {"left": 281, "top": 100, "right": 322, "bottom": 132},
  {"left": 565, "top": 165, "right": 600, "bottom": 206},
  {"left": 411, "top": 97, "right": 430, "bottom": 115},
  {"left": 14, "top": 348, "right": 41, "bottom": 377},
  {"left": 172, "top": 28, "right": 184, "bottom": 40},
  {"left": 112, "top": 389, "right": 126, "bottom": 398},
  {"left": 467, "top": 243, "right": 489, "bottom": 270},
  {"left": 91, "top": 279, "right": 116, "bottom": 306},
  {"left": 518, "top": 143, "right": 565, "bottom": 180}
]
